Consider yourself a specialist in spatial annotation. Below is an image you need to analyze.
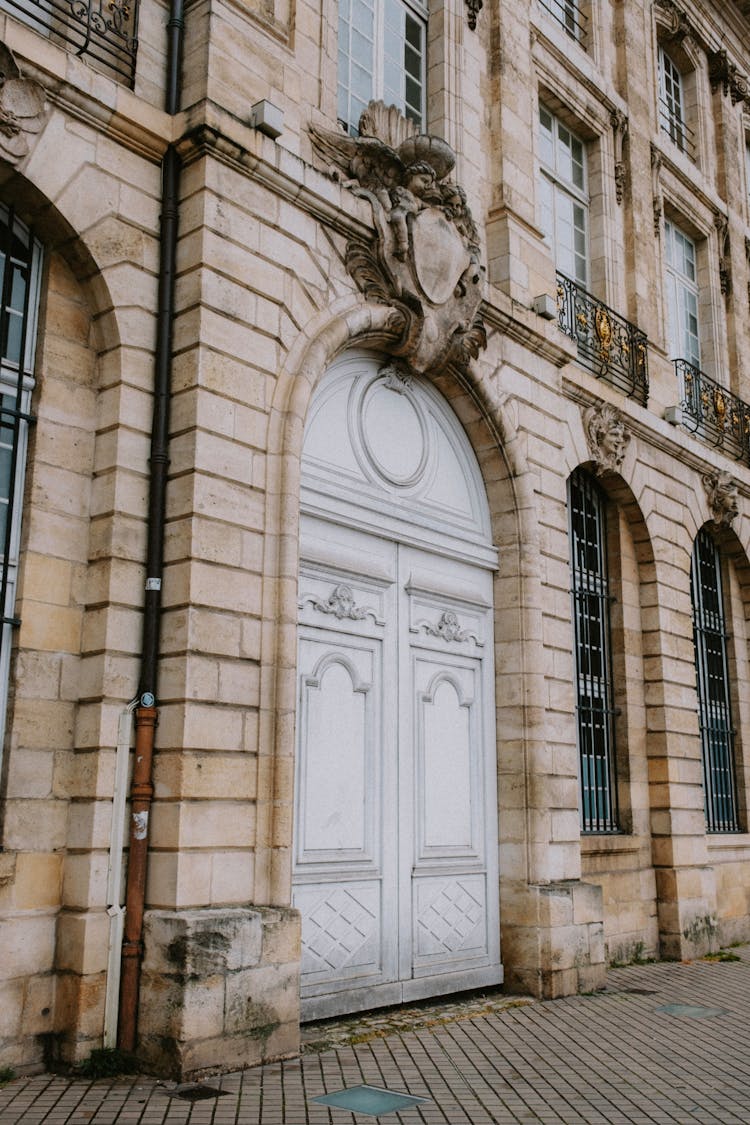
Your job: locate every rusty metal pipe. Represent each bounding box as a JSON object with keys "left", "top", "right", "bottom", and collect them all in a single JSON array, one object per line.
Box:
[{"left": 117, "top": 706, "right": 157, "bottom": 1052}]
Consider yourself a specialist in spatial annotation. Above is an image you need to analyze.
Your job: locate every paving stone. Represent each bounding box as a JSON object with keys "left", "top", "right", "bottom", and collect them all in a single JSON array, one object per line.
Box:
[{"left": 3, "top": 954, "right": 750, "bottom": 1122}]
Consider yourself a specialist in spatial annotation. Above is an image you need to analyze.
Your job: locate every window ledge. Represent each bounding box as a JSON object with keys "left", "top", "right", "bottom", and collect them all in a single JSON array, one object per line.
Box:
[
  {"left": 706, "top": 834, "right": 750, "bottom": 856},
  {"left": 580, "top": 833, "right": 641, "bottom": 856}
]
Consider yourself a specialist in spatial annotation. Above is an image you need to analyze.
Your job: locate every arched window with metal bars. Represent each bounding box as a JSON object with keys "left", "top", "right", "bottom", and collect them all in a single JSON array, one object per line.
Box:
[
  {"left": 690, "top": 529, "right": 739, "bottom": 833},
  {"left": 568, "top": 467, "right": 619, "bottom": 833},
  {"left": 0, "top": 205, "right": 42, "bottom": 772}
]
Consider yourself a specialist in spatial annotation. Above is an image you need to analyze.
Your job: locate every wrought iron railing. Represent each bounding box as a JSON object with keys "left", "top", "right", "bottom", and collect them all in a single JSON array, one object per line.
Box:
[
  {"left": 675, "top": 359, "right": 750, "bottom": 464},
  {"left": 2, "top": 0, "right": 138, "bottom": 86},
  {"left": 556, "top": 274, "right": 649, "bottom": 406},
  {"left": 538, "top": 0, "right": 588, "bottom": 47},
  {"left": 658, "top": 97, "right": 697, "bottom": 161}
]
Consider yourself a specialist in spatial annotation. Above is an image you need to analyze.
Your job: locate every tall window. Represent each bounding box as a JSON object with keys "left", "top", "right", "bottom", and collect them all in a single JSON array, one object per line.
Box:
[
  {"left": 338, "top": 0, "right": 426, "bottom": 135},
  {"left": 658, "top": 48, "right": 693, "bottom": 156},
  {"left": 691, "top": 531, "right": 739, "bottom": 833},
  {"left": 538, "top": 106, "right": 588, "bottom": 287},
  {"left": 664, "top": 219, "right": 700, "bottom": 368},
  {"left": 569, "top": 469, "right": 619, "bottom": 833},
  {"left": 0, "top": 205, "right": 41, "bottom": 760}
]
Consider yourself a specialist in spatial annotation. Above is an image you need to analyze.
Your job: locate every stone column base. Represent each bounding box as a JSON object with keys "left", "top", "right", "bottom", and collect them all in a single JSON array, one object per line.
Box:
[
  {"left": 501, "top": 879, "right": 606, "bottom": 998},
  {"left": 655, "top": 865, "right": 719, "bottom": 961},
  {"left": 138, "top": 906, "right": 301, "bottom": 1079}
]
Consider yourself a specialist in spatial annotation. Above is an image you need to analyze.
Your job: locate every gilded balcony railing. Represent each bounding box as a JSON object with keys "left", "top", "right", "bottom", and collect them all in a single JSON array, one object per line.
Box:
[
  {"left": 2, "top": 0, "right": 138, "bottom": 85},
  {"left": 556, "top": 274, "right": 649, "bottom": 406},
  {"left": 675, "top": 359, "right": 750, "bottom": 464}
]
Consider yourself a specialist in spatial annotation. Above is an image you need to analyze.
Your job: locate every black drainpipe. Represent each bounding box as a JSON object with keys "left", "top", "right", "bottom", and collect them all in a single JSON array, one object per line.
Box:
[{"left": 118, "top": 0, "right": 184, "bottom": 1053}]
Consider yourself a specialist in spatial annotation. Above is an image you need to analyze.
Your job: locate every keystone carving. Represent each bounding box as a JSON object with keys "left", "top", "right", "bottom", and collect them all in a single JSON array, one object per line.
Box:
[
  {"left": 0, "top": 44, "right": 45, "bottom": 166},
  {"left": 309, "top": 100, "right": 486, "bottom": 377},
  {"left": 703, "top": 470, "right": 739, "bottom": 527},
  {"left": 583, "top": 401, "right": 631, "bottom": 476}
]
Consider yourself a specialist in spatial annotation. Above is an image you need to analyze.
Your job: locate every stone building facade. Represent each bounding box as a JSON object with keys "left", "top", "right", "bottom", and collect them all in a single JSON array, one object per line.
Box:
[{"left": 2, "top": 0, "right": 750, "bottom": 1080}]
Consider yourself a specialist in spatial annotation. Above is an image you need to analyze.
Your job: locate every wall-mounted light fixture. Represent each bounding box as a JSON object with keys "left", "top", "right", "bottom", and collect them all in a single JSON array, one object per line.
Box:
[
  {"left": 250, "top": 100, "right": 284, "bottom": 139},
  {"left": 532, "top": 293, "right": 557, "bottom": 320}
]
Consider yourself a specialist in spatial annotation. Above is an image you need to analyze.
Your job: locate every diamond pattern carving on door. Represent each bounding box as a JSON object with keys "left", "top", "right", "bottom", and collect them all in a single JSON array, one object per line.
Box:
[
  {"left": 303, "top": 886, "right": 379, "bottom": 974},
  {"left": 415, "top": 877, "right": 486, "bottom": 957}
]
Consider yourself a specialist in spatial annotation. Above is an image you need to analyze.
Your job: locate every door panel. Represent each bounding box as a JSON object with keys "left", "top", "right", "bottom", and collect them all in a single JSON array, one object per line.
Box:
[
  {"left": 297, "top": 640, "right": 375, "bottom": 862},
  {"left": 294, "top": 527, "right": 500, "bottom": 1018}
]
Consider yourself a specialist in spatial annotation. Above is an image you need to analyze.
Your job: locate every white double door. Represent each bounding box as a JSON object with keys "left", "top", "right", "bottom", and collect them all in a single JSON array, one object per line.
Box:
[{"left": 293, "top": 515, "right": 501, "bottom": 1020}]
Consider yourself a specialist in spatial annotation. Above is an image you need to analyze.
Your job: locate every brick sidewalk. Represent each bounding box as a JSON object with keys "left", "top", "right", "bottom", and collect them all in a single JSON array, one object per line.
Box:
[{"left": 2, "top": 952, "right": 750, "bottom": 1124}]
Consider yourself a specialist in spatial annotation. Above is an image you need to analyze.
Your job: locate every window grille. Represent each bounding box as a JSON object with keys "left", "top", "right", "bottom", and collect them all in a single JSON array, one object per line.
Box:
[
  {"left": 338, "top": 0, "right": 426, "bottom": 135},
  {"left": 691, "top": 530, "right": 739, "bottom": 833},
  {"left": 569, "top": 468, "right": 619, "bottom": 832},
  {"left": 0, "top": 205, "right": 41, "bottom": 768}
]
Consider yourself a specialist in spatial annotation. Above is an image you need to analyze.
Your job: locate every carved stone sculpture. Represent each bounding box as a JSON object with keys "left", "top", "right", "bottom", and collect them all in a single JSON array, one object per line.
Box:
[
  {"left": 610, "top": 109, "right": 628, "bottom": 206},
  {"left": 714, "top": 211, "right": 731, "bottom": 298},
  {"left": 654, "top": 0, "right": 694, "bottom": 46},
  {"left": 583, "top": 401, "right": 631, "bottom": 475},
  {"left": 0, "top": 44, "right": 45, "bottom": 166},
  {"left": 703, "top": 469, "right": 739, "bottom": 527},
  {"left": 651, "top": 144, "right": 663, "bottom": 237},
  {"left": 708, "top": 48, "right": 750, "bottom": 106},
  {"left": 309, "top": 101, "right": 486, "bottom": 376}
]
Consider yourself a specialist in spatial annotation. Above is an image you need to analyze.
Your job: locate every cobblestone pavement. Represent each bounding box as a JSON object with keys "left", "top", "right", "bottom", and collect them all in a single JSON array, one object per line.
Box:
[{"left": 3, "top": 950, "right": 750, "bottom": 1124}]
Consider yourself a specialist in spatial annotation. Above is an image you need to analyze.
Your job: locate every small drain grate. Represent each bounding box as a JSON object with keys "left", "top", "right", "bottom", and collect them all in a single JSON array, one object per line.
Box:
[
  {"left": 656, "top": 1003, "right": 728, "bottom": 1019},
  {"left": 312, "top": 1085, "right": 429, "bottom": 1116},
  {"left": 166, "top": 1084, "right": 230, "bottom": 1101}
]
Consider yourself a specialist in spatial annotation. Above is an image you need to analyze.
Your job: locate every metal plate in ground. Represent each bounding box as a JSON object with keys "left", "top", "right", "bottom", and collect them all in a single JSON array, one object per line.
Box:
[
  {"left": 312, "top": 1085, "right": 429, "bottom": 1115},
  {"left": 655, "top": 1003, "right": 728, "bottom": 1018},
  {"left": 166, "top": 1084, "right": 230, "bottom": 1101}
]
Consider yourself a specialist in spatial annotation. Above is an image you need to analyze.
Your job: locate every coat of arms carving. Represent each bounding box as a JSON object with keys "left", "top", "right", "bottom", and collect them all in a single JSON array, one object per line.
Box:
[{"left": 309, "top": 101, "right": 486, "bottom": 376}]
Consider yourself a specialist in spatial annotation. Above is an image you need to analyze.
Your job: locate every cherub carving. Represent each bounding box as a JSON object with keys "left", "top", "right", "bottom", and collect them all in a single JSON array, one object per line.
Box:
[
  {"left": 389, "top": 160, "right": 442, "bottom": 259},
  {"left": 308, "top": 104, "right": 459, "bottom": 256}
]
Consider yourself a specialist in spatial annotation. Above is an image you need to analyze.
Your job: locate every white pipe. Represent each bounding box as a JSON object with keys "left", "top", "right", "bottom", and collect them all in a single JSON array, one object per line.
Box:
[{"left": 103, "top": 697, "right": 139, "bottom": 1048}]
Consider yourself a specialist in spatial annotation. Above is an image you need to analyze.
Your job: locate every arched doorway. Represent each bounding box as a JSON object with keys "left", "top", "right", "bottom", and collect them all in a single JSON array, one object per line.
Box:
[{"left": 293, "top": 351, "right": 502, "bottom": 1020}]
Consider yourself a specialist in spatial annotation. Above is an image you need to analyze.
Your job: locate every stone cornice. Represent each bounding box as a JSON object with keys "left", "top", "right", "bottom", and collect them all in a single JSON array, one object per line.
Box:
[
  {"left": 482, "top": 296, "right": 575, "bottom": 369},
  {"left": 176, "top": 118, "right": 375, "bottom": 245},
  {"left": 654, "top": 137, "right": 726, "bottom": 229}
]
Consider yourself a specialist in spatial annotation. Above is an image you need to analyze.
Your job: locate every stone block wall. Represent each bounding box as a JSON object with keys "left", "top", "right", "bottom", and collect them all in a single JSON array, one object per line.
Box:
[
  {"left": 3, "top": 0, "right": 750, "bottom": 1079},
  {"left": 138, "top": 907, "right": 300, "bottom": 1077}
]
